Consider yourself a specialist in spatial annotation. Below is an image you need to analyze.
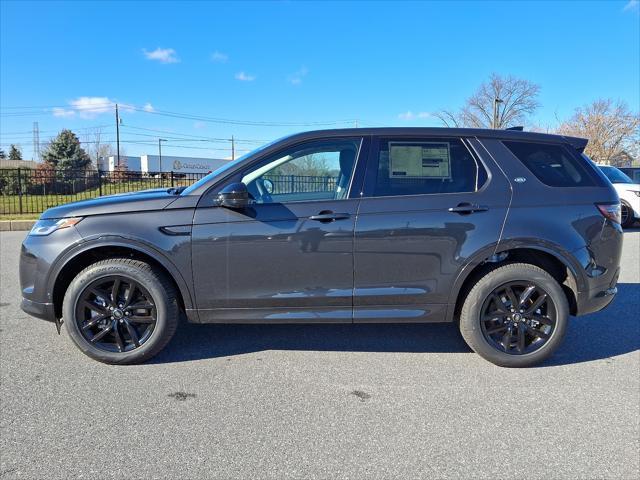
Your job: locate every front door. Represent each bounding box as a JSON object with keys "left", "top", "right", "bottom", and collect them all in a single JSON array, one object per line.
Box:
[
  {"left": 353, "top": 136, "right": 511, "bottom": 322},
  {"left": 192, "top": 137, "right": 366, "bottom": 323}
]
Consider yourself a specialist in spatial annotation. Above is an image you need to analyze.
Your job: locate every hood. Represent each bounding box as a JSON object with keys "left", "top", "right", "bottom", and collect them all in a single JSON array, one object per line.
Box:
[
  {"left": 611, "top": 182, "right": 640, "bottom": 191},
  {"left": 40, "top": 188, "right": 180, "bottom": 219}
]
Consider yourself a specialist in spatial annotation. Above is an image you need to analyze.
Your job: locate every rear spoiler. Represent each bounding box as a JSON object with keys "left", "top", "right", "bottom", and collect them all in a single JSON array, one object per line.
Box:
[{"left": 563, "top": 136, "right": 588, "bottom": 154}]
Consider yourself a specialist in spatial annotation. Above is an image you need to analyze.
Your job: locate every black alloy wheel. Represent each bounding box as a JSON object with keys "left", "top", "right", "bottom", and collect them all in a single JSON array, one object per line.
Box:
[
  {"left": 75, "top": 275, "right": 157, "bottom": 353},
  {"left": 480, "top": 281, "right": 556, "bottom": 355}
]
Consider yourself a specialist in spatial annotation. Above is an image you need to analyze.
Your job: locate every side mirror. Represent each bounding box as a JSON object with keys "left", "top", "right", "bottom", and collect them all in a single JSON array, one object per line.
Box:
[{"left": 217, "top": 182, "right": 250, "bottom": 209}]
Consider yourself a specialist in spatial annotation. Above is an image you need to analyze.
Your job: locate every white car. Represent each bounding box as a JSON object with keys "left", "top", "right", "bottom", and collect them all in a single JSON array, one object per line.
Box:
[{"left": 598, "top": 165, "right": 640, "bottom": 227}]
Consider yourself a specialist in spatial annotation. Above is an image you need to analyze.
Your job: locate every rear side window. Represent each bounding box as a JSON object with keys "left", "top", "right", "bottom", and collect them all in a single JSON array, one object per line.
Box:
[
  {"left": 502, "top": 141, "right": 596, "bottom": 187},
  {"left": 371, "top": 138, "right": 487, "bottom": 197}
]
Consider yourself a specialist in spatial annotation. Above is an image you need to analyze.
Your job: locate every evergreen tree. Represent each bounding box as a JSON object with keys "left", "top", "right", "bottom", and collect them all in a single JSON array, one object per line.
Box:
[
  {"left": 8, "top": 144, "right": 22, "bottom": 160},
  {"left": 41, "top": 129, "right": 91, "bottom": 170},
  {"left": 0, "top": 148, "right": 6, "bottom": 159}
]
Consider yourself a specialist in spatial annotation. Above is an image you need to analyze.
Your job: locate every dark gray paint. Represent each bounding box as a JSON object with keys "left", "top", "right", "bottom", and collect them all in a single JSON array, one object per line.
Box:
[{"left": 19, "top": 127, "right": 622, "bottom": 327}]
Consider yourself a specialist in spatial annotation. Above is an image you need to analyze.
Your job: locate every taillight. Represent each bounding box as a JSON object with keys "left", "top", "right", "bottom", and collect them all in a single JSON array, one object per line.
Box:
[{"left": 596, "top": 203, "right": 621, "bottom": 224}]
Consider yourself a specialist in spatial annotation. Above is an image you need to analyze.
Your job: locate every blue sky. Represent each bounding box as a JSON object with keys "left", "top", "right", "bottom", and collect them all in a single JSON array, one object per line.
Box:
[{"left": 1, "top": 0, "right": 639, "bottom": 160}]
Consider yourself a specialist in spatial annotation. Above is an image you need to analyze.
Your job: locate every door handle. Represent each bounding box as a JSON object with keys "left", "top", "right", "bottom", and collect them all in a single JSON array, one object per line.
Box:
[
  {"left": 309, "top": 211, "right": 351, "bottom": 223},
  {"left": 448, "top": 203, "right": 489, "bottom": 214}
]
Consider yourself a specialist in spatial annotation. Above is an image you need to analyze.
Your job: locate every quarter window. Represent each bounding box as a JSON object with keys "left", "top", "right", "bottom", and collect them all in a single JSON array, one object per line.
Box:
[
  {"left": 371, "top": 138, "right": 487, "bottom": 197},
  {"left": 502, "top": 141, "right": 596, "bottom": 187}
]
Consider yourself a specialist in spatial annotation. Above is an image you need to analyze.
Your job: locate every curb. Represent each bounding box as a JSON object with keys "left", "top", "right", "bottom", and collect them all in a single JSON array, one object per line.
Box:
[{"left": 0, "top": 220, "right": 36, "bottom": 232}]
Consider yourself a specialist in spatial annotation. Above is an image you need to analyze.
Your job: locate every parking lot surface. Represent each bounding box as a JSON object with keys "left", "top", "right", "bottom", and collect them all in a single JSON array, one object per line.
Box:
[{"left": 1, "top": 230, "right": 639, "bottom": 479}]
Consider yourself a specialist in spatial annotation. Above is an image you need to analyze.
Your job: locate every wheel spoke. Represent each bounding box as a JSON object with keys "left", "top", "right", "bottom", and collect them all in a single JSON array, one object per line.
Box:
[
  {"left": 491, "top": 294, "right": 509, "bottom": 313},
  {"left": 128, "top": 315, "right": 156, "bottom": 324},
  {"left": 531, "top": 313, "right": 554, "bottom": 326},
  {"left": 525, "top": 294, "right": 548, "bottom": 315},
  {"left": 123, "top": 282, "right": 137, "bottom": 307},
  {"left": 518, "top": 285, "right": 536, "bottom": 309},
  {"left": 90, "top": 325, "right": 112, "bottom": 343},
  {"left": 111, "top": 278, "right": 121, "bottom": 304},
  {"left": 504, "top": 287, "right": 518, "bottom": 309},
  {"left": 517, "top": 323, "right": 526, "bottom": 353},
  {"left": 124, "top": 321, "right": 140, "bottom": 347},
  {"left": 526, "top": 326, "right": 550, "bottom": 340},
  {"left": 127, "top": 301, "right": 154, "bottom": 310},
  {"left": 501, "top": 328, "right": 512, "bottom": 351},
  {"left": 80, "top": 300, "right": 108, "bottom": 316},
  {"left": 486, "top": 324, "right": 509, "bottom": 335},
  {"left": 89, "top": 288, "right": 111, "bottom": 303},
  {"left": 113, "top": 322, "right": 125, "bottom": 352},
  {"left": 82, "top": 313, "right": 108, "bottom": 331}
]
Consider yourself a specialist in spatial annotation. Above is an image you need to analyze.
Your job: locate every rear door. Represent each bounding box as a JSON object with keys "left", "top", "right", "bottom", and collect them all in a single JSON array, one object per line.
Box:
[{"left": 353, "top": 135, "right": 511, "bottom": 322}]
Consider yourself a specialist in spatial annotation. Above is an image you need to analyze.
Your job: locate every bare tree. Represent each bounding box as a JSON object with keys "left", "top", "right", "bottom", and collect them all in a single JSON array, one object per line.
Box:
[
  {"left": 83, "top": 127, "right": 114, "bottom": 169},
  {"left": 557, "top": 99, "right": 640, "bottom": 165},
  {"left": 435, "top": 73, "right": 541, "bottom": 129}
]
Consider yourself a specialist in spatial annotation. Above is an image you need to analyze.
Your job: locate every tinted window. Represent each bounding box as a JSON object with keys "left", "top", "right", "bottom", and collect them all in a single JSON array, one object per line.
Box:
[
  {"left": 599, "top": 166, "right": 634, "bottom": 184},
  {"left": 240, "top": 138, "right": 360, "bottom": 203},
  {"left": 503, "top": 141, "right": 596, "bottom": 187},
  {"left": 371, "top": 138, "right": 487, "bottom": 197}
]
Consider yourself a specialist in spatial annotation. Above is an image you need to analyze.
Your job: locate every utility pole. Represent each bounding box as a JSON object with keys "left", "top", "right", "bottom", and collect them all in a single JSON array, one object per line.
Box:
[
  {"left": 158, "top": 138, "right": 167, "bottom": 175},
  {"left": 32, "top": 122, "right": 40, "bottom": 162},
  {"left": 231, "top": 136, "right": 235, "bottom": 160},
  {"left": 493, "top": 98, "right": 503, "bottom": 129},
  {"left": 115, "top": 104, "right": 121, "bottom": 166},
  {"left": 354, "top": 119, "right": 358, "bottom": 128}
]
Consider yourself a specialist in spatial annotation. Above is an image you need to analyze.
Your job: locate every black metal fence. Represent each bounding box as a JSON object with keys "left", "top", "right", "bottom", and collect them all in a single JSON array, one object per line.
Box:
[
  {"left": 0, "top": 168, "right": 339, "bottom": 215},
  {"left": 0, "top": 168, "right": 207, "bottom": 215}
]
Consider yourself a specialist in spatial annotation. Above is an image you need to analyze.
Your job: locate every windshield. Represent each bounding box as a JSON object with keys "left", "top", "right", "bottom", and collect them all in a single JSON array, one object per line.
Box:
[
  {"left": 599, "top": 166, "right": 634, "bottom": 184},
  {"left": 180, "top": 139, "right": 278, "bottom": 196}
]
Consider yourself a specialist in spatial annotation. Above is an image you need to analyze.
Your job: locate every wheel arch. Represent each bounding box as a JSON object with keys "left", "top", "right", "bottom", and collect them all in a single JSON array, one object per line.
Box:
[
  {"left": 447, "top": 243, "right": 584, "bottom": 321},
  {"left": 49, "top": 237, "right": 194, "bottom": 319}
]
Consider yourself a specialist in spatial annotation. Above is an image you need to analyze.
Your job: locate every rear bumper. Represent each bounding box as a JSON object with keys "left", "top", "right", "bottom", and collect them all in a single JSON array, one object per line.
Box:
[
  {"left": 575, "top": 267, "right": 620, "bottom": 316},
  {"left": 20, "top": 297, "right": 56, "bottom": 322}
]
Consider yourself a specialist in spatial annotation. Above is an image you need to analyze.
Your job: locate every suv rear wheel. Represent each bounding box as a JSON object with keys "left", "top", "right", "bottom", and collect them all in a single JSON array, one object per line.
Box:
[
  {"left": 62, "top": 258, "right": 179, "bottom": 364},
  {"left": 459, "top": 263, "right": 568, "bottom": 367}
]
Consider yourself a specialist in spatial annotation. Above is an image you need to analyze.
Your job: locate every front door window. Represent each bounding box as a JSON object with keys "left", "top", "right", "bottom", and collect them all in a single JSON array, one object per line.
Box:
[{"left": 240, "top": 139, "right": 361, "bottom": 203}]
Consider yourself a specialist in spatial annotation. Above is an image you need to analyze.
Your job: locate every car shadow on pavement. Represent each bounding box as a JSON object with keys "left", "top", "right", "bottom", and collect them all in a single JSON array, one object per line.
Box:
[{"left": 150, "top": 283, "right": 639, "bottom": 366}]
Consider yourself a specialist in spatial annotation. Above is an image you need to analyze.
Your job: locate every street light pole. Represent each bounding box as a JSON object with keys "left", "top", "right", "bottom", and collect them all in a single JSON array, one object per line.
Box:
[
  {"left": 493, "top": 97, "right": 504, "bottom": 129},
  {"left": 158, "top": 138, "right": 167, "bottom": 178}
]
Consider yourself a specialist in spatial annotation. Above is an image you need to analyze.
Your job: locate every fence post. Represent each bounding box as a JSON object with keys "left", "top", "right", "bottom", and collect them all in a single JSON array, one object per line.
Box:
[
  {"left": 98, "top": 170, "right": 103, "bottom": 197},
  {"left": 17, "top": 168, "right": 23, "bottom": 215},
  {"left": 290, "top": 174, "right": 295, "bottom": 193},
  {"left": 171, "top": 171, "right": 174, "bottom": 187}
]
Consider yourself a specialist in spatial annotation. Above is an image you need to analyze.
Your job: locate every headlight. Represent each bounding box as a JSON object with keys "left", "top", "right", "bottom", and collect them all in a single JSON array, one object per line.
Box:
[
  {"left": 29, "top": 217, "right": 83, "bottom": 236},
  {"left": 628, "top": 190, "right": 640, "bottom": 197}
]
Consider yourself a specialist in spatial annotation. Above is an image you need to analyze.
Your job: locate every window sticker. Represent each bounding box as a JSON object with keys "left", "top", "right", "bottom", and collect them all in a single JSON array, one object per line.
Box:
[{"left": 389, "top": 142, "right": 451, "bottom": 179}]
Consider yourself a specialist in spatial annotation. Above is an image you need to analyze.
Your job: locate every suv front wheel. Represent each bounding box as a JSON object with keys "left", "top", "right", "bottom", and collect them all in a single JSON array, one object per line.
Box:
[
  {"left": 459, "top": 263, "right": 569, "bottom": 367},
  {"left": 62, "top": 258, "right": 179, "bottom": 364}
]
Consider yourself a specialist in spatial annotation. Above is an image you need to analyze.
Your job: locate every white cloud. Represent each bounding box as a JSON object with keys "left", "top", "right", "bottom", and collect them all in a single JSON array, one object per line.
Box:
[
  {"left": 70, "top": 96, "right": 114, "bottom": 119},
  {"left": 143, "top": 47, "right": 179, "bottom": 63},
  {"left": 211, "top": 51, "right": 228, "bottom": 63},
  {"left": 398, "top": 111, "right": 431, "bottom": 121},
  {"left": 143, "top": 102, "right": 155, "bottom": 112},
  {"left": 235, "top": 71, "right": 255, "bottom": 82},
  {"left": 52, "top": 107, "right": 75, "bottom": 118},
  {"left": 623, "top": 0, "right": 638, "bottom": 11},
  {"left": 288, "top": 67, "right": 309, "bottom": 85}
]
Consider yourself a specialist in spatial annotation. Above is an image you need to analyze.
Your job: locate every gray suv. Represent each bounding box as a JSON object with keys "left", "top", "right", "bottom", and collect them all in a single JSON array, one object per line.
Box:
[{"left": 20, "top": 128, "right": 623, "bottom": 367}]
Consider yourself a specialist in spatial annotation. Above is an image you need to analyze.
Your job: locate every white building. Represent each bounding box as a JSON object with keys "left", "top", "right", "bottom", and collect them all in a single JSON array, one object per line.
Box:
[{"left": 101, "top": 155, "right": 229, "bottom": 173}]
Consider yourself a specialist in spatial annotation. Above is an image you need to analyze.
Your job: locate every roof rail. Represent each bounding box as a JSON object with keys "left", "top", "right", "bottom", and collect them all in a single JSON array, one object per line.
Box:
[{"left": 505, "top": 126, "right": 524, "bottom": 131}]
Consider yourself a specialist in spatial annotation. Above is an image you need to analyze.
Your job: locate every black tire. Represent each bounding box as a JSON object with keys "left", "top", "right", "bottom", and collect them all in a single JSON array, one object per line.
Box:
[
  {"left": 62, "top": 258, "right": 179, "bottom": 364},
  {"left": 620, "top": 200, "right": 635, "bottom": 228},
  {"left": 459, "top": 263, "right": 568, "bottom": 368}
]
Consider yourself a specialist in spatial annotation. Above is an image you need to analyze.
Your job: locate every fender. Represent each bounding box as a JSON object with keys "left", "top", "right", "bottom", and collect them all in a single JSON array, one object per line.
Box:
[
  {"left": 47, "top": 234, "right": 196, "bottom": 311},
  {"left": 445, "top": 239, "right": 586, "bottom": 322}
]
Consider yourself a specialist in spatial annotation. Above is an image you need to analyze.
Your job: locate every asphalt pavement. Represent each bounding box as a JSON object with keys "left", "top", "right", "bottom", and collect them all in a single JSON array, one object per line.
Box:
[{"left": 1, "top": 230, "right": 638, "bottom": 479}]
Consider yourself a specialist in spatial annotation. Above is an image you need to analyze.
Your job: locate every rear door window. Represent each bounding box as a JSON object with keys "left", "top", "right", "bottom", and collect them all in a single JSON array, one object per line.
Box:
[
  {"left": 502, "top": 141, "right": 596, "bottom": 187},
  {"left": 369, "top": 138, "right": 487, "bottom": 197}
]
